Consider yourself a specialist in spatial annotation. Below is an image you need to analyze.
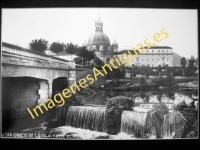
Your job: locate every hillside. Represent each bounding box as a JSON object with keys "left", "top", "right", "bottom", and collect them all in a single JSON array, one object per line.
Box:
[{"left": 173, "top": 52, "right": 182, "bottom": 66}]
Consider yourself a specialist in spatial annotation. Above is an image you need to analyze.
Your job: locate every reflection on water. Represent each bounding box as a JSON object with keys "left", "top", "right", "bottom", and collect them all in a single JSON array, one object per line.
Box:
[{"left": 84, "top": 88, "right": 198, "bottom": 107}]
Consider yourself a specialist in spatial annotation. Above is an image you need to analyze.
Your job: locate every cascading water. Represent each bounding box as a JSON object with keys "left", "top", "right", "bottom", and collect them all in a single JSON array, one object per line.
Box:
[
  {"left": 146, "top": 111, "right": 176, "bottom": 139},
  {"left": 162, "top": 113, "right": 175, "bottom": 138},
  {"left": 65, "top": 106, "right": 107, "bottom": 132},
  {"left": 120, "top": 111, "right": 147, "bottom": 138},
  {"left": 145, "top": 112, "right": 157, "bottom": 138}
]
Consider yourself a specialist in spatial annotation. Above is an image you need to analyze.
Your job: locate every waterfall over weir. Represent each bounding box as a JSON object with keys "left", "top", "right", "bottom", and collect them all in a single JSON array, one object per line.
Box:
[
  {"left": 120, "top": 111, "right": 175, "bottom": 139},
  {"left": 121, "top": 111, "right": 148, "bottom": 138},
  {"left": 65, "top": 106, "right": 107, "bottom": 132},
  {"left": 161, "top": 114, "right": 175, "bottom": 138}
]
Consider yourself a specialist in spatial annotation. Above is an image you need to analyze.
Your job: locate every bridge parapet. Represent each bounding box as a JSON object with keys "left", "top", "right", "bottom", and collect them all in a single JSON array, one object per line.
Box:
[{"left": 2, "top": 42, "right": 75, "bottom": 69}]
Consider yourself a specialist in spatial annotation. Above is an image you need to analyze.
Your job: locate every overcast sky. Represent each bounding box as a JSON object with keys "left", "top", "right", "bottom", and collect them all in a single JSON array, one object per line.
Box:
[{"left": 2, "top": 8, "right": 198, "bottom": 58}]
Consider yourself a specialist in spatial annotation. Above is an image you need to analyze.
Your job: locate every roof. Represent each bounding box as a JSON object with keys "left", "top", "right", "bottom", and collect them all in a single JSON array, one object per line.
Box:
[
  {"left": 88, "top": 31, "right": 111, "bottom": 45},
  {"left": 112, "top": 50, "right": 139, "bottom": 55},
  {"left": 144, "top": 46, "right": 173, "bottom": 49},
  {"left": 45, "top": 49, "right": 78, "bottom": 57},
  {"left": 135, "top": 102, "right": 174, "bottom": 104}
]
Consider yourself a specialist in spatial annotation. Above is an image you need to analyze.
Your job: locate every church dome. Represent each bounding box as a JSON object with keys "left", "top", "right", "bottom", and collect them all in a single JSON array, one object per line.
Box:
[
  {"left": 88, "top": 16, "right": 111, "bottom": 46},
  {"left": 88, "top": 31, "right": 111, "bottom": 45}
]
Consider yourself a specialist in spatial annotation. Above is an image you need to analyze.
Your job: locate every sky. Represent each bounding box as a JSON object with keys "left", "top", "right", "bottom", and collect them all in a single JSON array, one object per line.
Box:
[{"left": 2, "top": 8, "right": 198, "bottom": 58}]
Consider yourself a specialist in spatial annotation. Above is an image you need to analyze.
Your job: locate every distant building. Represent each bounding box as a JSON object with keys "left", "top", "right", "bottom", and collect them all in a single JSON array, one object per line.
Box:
[
  {"left": 86, "top": 16, "right": 118, "bottom": 63},
  {"left": 115, "top": 46, "right": 173, "bottom": 67},
  {"left": 113, "top": 45, "right": 184, "bottom": 67},
  {"left": 134, "top": 96, "right": 174, "bottom": 110},
  {"left": 133, "top": 46, "right": 174, "bottom": 67}
]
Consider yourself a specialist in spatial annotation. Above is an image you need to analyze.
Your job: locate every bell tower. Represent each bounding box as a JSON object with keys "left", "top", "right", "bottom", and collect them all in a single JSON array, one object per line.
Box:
[
  {"left": 112, "top": 40, "right": 118, "bottom": 52},
  {"left": 95, "top": 16, "right": 103, "bottom": 32}
]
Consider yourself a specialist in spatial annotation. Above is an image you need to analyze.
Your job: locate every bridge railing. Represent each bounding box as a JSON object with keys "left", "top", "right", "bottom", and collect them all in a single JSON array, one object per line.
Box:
[{"left": 2, "top": 42, "right": 75, "bottom": 69}]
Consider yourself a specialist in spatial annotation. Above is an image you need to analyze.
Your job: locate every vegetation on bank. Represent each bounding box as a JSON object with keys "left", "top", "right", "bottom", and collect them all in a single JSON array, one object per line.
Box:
[
  {"left": 174, "top": 101, "right": 198, "bottom": 138},
  {"left": 105, "top": 96, "right": 133, "bottom": 135}
]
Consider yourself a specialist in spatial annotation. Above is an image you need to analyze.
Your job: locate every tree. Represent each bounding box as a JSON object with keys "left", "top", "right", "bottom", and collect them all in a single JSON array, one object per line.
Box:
[
  {"left": 90, "top": 56, "right": 105, "bottom": 70},
  {"left": 180, "top": 57, "right": 187, "bottom": 77},
  {"left": 195, "top": 57, "right": 198, "bottom": 67},
  {"left": 162, "top": 64, "right": 168, "bottom": 76},
  {"left": 117, "top": 64, "right": 126, "bottom": 79},
  {"left": 74, "top": 56, "right": 82, "bottom": 65},
  {"left": 145, "top": 65, "right": 150, "bottom": 79},
  {"left": 76, "top": 46, "right": 96, "bottom": 61},
  {"left": 131, "top": 64, "right": 136, "bottom": 77},
  {"left": 50, "top": 42, "right": 64, "bottom": 57},
  {"left": 64, "top": 43, "right": 78, "bottom": 60},
  {"left": 186, "top": 56, "right": 196, "bottom": 77},
  {"left": 166, "top": 66, "right": 174, "bottom": 76},
  {"left": 137, "top": 64, "right": 145, "bottom": 75},
  {"left": 29, "top": 39, "right": 48, "bottom": 53},
  {"left": 188, "top": 56, "right": 196, "bottom": 67},
  {"left": 157, "top": 65, "right": 162, "bottom": 78},
  {"left": 76, "top": 46, "right": 96, "bottom": 66}
]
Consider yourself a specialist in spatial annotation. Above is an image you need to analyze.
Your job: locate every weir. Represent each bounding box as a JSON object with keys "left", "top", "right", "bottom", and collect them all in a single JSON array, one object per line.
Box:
[
  {"left": 120, "top": 111, "right": 147, "bottom": 138},
  {"left": 65, "top": 106, "right": 107, "bottom": 132},
  {"left": 64, "top": 106, "right": 176, "bottom": 138}
]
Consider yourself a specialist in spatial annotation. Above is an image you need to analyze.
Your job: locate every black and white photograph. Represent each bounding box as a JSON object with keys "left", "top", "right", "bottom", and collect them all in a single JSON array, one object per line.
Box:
[{"left": 1, "top": 8, "right": 198, "bottom": 139}]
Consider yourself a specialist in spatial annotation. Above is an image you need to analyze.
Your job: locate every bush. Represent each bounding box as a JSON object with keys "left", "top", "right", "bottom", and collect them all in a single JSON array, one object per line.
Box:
[
  {"left": 152, "top": 103, "right": 169, "bottom": 120},
  {"left": 106, "top": 96, "right": 133, "bottom": 110},
  {"left": 146, "top": 103, "right": 169, "bottom": 138},
  {"left": 163, "top": 111, "right": 187, "bottom": 138},
  {"left": 174, "top": 101, "right": 198, "bottom": 138},
  {"left": 106, "top": 96, "right": 133, "bottom": 134},
  {"left": 186, "top": 131, "right": 198, "bottom": 138}
]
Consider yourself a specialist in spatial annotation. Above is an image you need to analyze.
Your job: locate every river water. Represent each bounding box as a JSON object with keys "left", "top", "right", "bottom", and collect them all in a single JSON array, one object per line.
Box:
[{"left": 2, "top": 88, "right": 197, "bottom": 139}]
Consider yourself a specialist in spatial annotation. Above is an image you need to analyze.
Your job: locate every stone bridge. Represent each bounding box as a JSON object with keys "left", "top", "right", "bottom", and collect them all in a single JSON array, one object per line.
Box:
[
  {"left": 2, "top": 42, "right": 76, "bottom": 103},
  {"left": 2, "top": 42, "right": 77, "bottom": 130}
]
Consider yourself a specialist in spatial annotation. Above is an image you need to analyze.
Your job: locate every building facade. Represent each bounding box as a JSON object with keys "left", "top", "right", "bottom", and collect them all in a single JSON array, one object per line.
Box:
[
  {"left": 130, "top": 46, "right": 174, "bottom": 67},
  {"left": 87, "top": 16, "right": 118, "bottom": 63}
]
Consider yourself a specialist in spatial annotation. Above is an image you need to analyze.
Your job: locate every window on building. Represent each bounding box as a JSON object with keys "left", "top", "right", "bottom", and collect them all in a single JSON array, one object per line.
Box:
[
  {"left": 167, "top": 50, "right": 168, "bottom": 53},
  {"left": 142, "top": 59, "right": 143, "bottom": 61},
  {"left": 162, "top": 50, "right": 164, "bottom": 53},
  {"left": 158, "top": 50, "right": 160, "bottom": 53},
  {"left": 162, "top": 57, "right": 165, "bottom": 61},
  {"left": 167, "top": 59, "right": 168, "bottom": 61},
  {"left": 147, "top": 50, "right": 148, "bottom": 53},
  {"left": 152, "top": 50, "right": 153, "bottom": 53},
  {"left": 147, "top": 59, "right": 148, "bottom": 61},
  {"left": 152, "top": 59, "right": 153, "bottom": 61},
  {"left": 137, "top": 59, "right": 138, "bottom": 61}
]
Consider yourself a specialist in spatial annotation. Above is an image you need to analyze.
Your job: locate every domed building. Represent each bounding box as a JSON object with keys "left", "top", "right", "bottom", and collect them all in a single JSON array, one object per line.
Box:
[{"left": 87, "top": 16, "right": 118, "bottom": 63}]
